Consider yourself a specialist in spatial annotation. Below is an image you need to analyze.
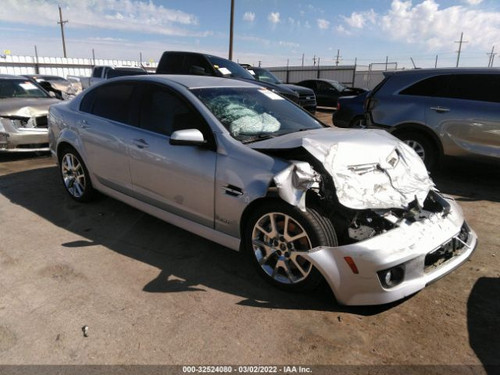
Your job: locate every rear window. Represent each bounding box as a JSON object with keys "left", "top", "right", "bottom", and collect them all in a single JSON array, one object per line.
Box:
[{"left": 400, "top": 73, "right": 499, "bottom": 103}]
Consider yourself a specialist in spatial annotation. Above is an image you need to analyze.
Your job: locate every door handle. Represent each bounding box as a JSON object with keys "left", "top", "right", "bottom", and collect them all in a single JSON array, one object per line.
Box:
[
  {"left": 132, "top": 138, "right": 149, "bottom": 149},
  {"left": 430, "top": 106, "right": 450, "bottom": 113}
]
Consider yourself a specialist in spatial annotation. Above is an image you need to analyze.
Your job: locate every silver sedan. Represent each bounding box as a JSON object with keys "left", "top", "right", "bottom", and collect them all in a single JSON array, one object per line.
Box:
[
  {"left": 48, "top": 75, "right": 477, "bottom": 305},
  {"left": 0, "top": 74, "right": 60, "bottom": 152}
]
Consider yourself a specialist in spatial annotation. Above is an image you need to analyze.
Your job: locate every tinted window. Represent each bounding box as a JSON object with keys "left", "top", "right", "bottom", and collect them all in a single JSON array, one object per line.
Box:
[
  {"left": 206, "top": 56, "right": 255, "bottom": 80},
  {"left": 84, "top": 83, "right": 136, "bottom": 124},
  {"left": 447, "top": 74, "right": 499, "bottom": 103},
  {"left": 107, "top": 69, "right": 146, "bottom": 78},
  {"left": 184, "top": 54, "right": 212, "bottom": 75},
  {"left": 139, "top": 84, "right": 206, "bottom": 137},
  {"left": 158, "top": 53, "right": 185, "bottom": 74},
  {"left": 93, "top": 67, "right": 104, "bottom": 78},
  {"left": 400, "top": 75, "right": 451, "bottom": 97},
  {"left": 317, "top": 81, "right": 333, "bottom": 91}
]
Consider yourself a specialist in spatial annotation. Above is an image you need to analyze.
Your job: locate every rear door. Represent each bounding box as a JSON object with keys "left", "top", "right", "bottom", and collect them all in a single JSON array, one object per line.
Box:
[
  {"left": 78, "top": 82, "right": 137, "bottom": 193},
  {"left": 127, "top": 82, "right": 217, "bottom": 227},
  {"left": 423, "top": 74, "right": 500, "bottom": 158}
]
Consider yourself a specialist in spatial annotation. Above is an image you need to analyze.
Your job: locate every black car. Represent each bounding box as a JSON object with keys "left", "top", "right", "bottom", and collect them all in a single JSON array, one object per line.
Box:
[
  {"left": 297, "top": 79, "right": 367, "bottom": 107},
  {"left": 242, "top": 66, "right": 317, "bottom": 112},
  {"left": 332, "top": 91, "right": 369, "bottom": 128},
  {"left": 156, "top": 51, "right": 300, "bottom": 104}
]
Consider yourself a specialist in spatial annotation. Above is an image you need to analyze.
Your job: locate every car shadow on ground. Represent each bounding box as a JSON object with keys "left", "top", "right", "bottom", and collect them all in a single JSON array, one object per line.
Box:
[
  {"left": 467, "top": 277, "right": 500, "bottom": 375},
  {"left": 0, "top": 165, "right": 409, "bottom": 315},
  {"left": 431, "top": 159, "right": 500, "bottom": 203}
]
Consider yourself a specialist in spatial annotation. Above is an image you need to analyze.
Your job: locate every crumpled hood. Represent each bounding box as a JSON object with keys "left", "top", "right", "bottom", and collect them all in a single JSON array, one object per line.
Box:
[
  {"left": 0, "top": 98, "right": 60, "bottom": 118},
  {"left": 252, "top": 127, "right": 434, "bottom": 210}
]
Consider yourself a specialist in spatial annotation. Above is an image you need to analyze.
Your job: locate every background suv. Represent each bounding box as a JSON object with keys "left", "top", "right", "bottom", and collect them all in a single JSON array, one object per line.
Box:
[{"left": 365, "top": 68, "right": 500, "bottom": 169}]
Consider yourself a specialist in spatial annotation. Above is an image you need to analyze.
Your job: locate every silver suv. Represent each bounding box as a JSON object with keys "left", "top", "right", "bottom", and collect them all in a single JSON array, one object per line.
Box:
[{"left": 365, "top": 68, "right": 500, "bottom": 168}]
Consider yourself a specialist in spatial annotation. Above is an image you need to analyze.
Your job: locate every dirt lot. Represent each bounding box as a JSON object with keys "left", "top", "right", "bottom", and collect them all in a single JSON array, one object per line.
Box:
[{"left": 0, "top": 111, "right": 499, "bottom": 374}]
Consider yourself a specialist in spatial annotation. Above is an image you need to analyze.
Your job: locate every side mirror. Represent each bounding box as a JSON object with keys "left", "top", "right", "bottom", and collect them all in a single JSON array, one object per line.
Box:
[
  {"left": 190, "top": 65, "right": 207, "bottom": 75},
  {"left": 170, "top": 129, "right": 206, "bottom": 146}
]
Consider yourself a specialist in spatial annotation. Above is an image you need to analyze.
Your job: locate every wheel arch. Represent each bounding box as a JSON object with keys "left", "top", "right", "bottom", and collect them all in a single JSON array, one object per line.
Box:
[{"left": 391, "top": 123, "right": 444, "bottom": 156}]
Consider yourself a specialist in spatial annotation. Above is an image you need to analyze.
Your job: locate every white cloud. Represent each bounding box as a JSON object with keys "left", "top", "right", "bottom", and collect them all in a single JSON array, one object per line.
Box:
[
  {"left": 379, "top": 0, "right": 500, "bottom": 50},
  {"left": 0, "top": 0, "right": 207, "bottom": 37},
  {"left": 243, "top": 12, "right": 255, "bottom": 22},
  {"left": 338, "top": 0, "right": 500, "bottom": 52},
  {"left": 343, "top": 9, "right": 376, "bottom": 29},
  {"left": 317, "top": 18, "right": 330, "bottom": 30},
  {"left": 268, "top": 12, "right": 280, "bottom": 24},
  {"left": 463, "top": 0, "right": 483, "bottom": 5}
]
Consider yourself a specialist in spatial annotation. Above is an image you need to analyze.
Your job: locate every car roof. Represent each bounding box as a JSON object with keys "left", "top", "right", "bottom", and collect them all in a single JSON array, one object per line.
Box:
[
  {"left": 0, "top": 74, "right": 30, "bottom": 80},
  {"left": 107, "top": 74, "right": 260, "bottom": 89},
  {"left": 384, "top": 67, "right": 500, "bottom": 77}
]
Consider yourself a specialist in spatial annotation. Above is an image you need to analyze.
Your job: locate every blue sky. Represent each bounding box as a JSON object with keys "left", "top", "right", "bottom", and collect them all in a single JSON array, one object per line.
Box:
[{"left": 0, "top": 0, "right": 499, "bottom": 68}]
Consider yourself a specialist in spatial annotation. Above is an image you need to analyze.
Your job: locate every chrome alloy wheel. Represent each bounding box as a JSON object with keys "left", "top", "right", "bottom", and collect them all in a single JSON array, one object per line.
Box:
[
  {"left": 61, "top": 153, "right": 86, "bottom": 198},
  {"left": 251, "top": 212, "right": 313, "bottom": 285},
  {"left": 404, "top": 139, "right": 426, "bottom": 161}
]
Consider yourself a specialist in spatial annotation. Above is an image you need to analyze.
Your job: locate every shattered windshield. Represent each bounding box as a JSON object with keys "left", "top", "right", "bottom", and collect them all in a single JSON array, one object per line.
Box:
[
  {"left": 193, "top": 87, "right": 323, "bottom": 143},
  {"left": 0, "top": 79, "right": 49, "bottom": 99}
]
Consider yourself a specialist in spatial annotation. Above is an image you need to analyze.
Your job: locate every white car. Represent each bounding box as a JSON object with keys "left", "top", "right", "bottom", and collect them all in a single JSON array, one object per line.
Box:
[{"left": 48, "top": 75, "right": 477, "bottom": 305}]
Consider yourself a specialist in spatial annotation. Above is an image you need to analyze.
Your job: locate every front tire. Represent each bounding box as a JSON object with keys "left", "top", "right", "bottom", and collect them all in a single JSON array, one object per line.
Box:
[
  {"left": 244, "top": 200, "right": 337, "bottom": 291},
  {"left": 58, "top": 147, "right": 95, "bottom": 202}
]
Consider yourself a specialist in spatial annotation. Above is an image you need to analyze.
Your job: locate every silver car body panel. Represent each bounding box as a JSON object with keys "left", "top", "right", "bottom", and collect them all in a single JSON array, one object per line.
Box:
[{"left": 49, "top": 75, "right": 478, "bottom": 305}]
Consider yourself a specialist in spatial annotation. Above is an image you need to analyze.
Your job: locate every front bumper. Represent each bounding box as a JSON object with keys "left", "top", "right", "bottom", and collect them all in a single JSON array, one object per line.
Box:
[
  {"left": 0, "top": 129, "right": 49, "bottom": 152},
  {"left": 303, "top": 198, "right": 478, "bottom": 305}
]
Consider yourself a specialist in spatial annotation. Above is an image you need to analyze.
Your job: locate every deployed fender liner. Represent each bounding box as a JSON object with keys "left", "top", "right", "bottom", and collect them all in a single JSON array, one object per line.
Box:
[{"left": 298, "top": 198, "right": 478, "bottom": 306}]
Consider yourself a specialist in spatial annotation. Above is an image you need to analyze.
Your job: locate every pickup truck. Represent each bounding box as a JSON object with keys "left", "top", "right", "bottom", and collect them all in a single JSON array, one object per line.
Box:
[
  {"left": 156, "top": 51, "right": 301, "bottom": 105},
  {"left": 79, "top": 66, "right": 147, "bottom": 89}
]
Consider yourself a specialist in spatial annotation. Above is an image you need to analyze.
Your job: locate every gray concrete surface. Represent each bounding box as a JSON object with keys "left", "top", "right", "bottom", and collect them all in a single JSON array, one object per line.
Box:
[{"left": 0, "top": 117, "right": 499, "bottom": 371}]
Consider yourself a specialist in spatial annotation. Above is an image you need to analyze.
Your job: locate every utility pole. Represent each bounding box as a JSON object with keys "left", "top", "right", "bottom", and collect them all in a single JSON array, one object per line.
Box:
[
  {"left": 335, "top": 49, "right": 341, "bottom": 66},
  {"left": 228, "top": 0, "right": 234, "bottom": 60},
  {"left": 487, "top": 46, "right": 496, "bottom": 67},
  {"left": 455, "top": 32, "right": 468, "bottom": 67},
  {"left": 435, "top": 55, "right": 438, "bottom": 68},
  {"left": 312, "top": 55, "right": 316, "bottom": 66},
  {"left": 301, "top": 53, "right": 304, "bottom": 67},
  {"left": 58, "top": 5, "right": 68, "bottom": 58}
]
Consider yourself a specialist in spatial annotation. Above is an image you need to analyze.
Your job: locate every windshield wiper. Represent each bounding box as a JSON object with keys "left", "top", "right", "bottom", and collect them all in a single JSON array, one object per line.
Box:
[{"left": 240, "top": 133, "right": 277, "bottom": 144}]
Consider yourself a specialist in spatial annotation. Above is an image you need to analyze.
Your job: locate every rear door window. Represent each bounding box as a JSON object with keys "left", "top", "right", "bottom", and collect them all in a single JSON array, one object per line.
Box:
[
  {"left": 400, "top": 75, "right": 451, "bottom": 97},
  {"left": 80, "top": 82, "right": 136, "bottom": 125}
]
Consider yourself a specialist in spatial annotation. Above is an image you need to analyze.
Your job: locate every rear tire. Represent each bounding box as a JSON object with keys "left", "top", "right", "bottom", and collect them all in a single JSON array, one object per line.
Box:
[{"left": 244, "top": 200, "right": 337, "bottom": 291}]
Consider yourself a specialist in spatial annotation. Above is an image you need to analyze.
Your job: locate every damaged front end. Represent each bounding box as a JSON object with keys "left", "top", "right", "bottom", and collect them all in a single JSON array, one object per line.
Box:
[
  {"left": 0, "top": 113, "right": 50, "bottom": 152},
  {"left": 253, "top": 128, "right": 477, "bottom": 305}
]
